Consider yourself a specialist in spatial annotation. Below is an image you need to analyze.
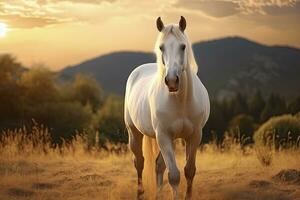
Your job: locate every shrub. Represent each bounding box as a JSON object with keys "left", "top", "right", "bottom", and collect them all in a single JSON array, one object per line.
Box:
[
  {"left": 255, "top": 145, "right": 273, "bottom": 166},
  {"left": 65, "top": 74, "right": 104, "bottom": 112},
  {"left": 228, "top": 114, "right": 255, "bottom": 145},
  {"left": 20, "top": 67, "right": 59, "bottom": 104},
  {"left": 254, "top": 114, "right": 300, "bottom": 150},
  {"left": 93, "top": 95, "right": 126, "bottom": 145},
  {"left": 295, "top": 112, "right": 300, "bottom": 120},
  {"left": 25, "top": 102, "right": 93, "bottom": 143}
]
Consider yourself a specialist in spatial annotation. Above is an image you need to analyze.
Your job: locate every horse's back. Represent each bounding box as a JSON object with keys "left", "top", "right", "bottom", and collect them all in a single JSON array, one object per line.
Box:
[
  {"left": 125, "top": 63, "right": 157, "bottom": 93},
  {"left": 124, "top": 63, "right": 157, "bottom": 136}
]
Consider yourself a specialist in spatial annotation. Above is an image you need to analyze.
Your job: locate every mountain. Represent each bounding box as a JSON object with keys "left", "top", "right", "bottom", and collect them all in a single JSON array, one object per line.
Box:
[
  {"left": 61, "top": 52, "right": 155, "bottom": 95},
  {"left": 60, "top": 37, "right": 300, "bottom": 99}
]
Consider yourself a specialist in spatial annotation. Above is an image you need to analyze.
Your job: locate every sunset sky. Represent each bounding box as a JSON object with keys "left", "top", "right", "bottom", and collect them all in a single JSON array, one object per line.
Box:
[{"left": 0, "top": 0, "right": 300, "bottom": 70}]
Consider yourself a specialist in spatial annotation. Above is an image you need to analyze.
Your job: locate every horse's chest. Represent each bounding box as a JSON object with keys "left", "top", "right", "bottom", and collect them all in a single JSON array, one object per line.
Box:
[{"left": 168, "top": 117, "right": 194, "bottom": 138}]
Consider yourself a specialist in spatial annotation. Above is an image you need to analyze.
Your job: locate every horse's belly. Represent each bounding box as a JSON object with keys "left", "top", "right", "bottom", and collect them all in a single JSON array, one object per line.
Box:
[
  {"left": 126, "top": 81, "right": 155, "bottom": 137},
  {"left": 131, "top": 108, "right": 155, "bottom": 138}
]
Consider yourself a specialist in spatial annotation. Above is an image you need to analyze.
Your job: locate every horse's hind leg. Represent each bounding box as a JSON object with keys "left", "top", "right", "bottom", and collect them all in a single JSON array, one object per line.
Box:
[
  {"left": 128, "top": 125, "right": 144, "bottom": 199},
  {"left": 155, "top": 152, "right": 166, "bottom": 198},
  {"left": 184, "top": 129, "right": 202, "bottom": 200}
]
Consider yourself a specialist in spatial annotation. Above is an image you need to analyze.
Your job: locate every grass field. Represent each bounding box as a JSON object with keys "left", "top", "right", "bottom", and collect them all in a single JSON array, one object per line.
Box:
[{"left": 0, "top": 128, "right": 300, "bottom": 200}]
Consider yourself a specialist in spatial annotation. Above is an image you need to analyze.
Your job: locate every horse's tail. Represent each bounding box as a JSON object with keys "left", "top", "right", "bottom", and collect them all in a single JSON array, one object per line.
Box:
[{"left": 143, "top": 135, "right": 159, "bottom": 197}]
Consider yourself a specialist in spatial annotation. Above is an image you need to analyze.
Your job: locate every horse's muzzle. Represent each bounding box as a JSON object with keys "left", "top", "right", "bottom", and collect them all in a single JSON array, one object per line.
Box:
[{"left": 165, "top": 75, "right": 179, "bottom": 92}]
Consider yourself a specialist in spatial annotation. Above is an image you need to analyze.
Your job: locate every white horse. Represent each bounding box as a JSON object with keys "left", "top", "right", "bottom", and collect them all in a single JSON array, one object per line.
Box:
[{"left": 124, "top": 16, "right": 210, "bottom": 199}]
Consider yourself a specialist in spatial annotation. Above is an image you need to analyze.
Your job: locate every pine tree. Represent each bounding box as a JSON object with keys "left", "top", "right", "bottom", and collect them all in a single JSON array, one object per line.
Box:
[
  {"left": 231, "top": 92, "right": 248, "bottom": 116},
  {"left": 249, "top": 90, "right": 265, "bottom": 122},
  {"left": 260, "top": 93, "right": 287, "bottom": 122},
  {"left": 288, "top": 96, "right": 300, "bottom": 114}
]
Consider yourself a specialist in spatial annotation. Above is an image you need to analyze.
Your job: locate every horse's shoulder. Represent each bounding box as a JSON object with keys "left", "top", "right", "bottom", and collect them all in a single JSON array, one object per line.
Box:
[
  {"left": 135, "top": 63, "right": 157, "bottom": 75},
  {"left": 126, "top": 63, "right": 157, "bottom": 91}
]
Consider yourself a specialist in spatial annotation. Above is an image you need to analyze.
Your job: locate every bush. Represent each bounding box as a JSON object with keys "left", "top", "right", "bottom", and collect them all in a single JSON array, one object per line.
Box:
[
  {"left": 295, "top": 112, "right": 300, "bottom": 120},
  {"left": 20, "top": 67, "right": 60, "bottom": 104},
  {"left": 65, "top": 74, "right": 104, "bottom": 111},
  {"left": 0, "top": 61, "right": 103, "bottom": 144},
  {"left": 228, "top": 114, "right": 255, "bottom": 145},
  {"left": 93, "top": 95, "right": 126, "bottom": 145},
  {"left": 254, "top": 114, "right": 300, "bottom": 150},
  {"left": 25, "top": 102, "right": 93, "bottom": 143}
]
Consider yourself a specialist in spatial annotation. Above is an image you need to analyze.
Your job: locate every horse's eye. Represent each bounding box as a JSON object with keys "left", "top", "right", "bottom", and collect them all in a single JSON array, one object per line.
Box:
[
  {"left": 180, "top": 44, "right": 186, "bottom": 51},
  {"left": 159, "top": 44, "right": 164, "bottom": 52}
]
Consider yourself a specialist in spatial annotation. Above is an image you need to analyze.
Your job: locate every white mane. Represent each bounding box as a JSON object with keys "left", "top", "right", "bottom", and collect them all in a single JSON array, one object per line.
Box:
[{"left": 154, "top": 24, "right": 198, "bottom": 75}]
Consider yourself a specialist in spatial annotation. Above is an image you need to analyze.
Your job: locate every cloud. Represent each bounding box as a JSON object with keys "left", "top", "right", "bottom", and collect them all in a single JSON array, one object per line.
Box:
[
  {"left": 263, "top": 1, "right": 300, "bottom": 15},
  {"left": 0, "top": 1, "right": 66, "bottom": 28},
  {"left": 176, "top": 0, "right": 239, "bottom": 18},
  {"left": 175, "top": 0, "right": 300, "bottom": 17},
  {"left": 1, "top": 0, "right": 299, "bottom": 29},
  {"left": 237, "top": 0, "right": 300, "bottom": 14},
  {"left": 0, "top": 0, "right": 116, "bottom": 28},
  {"left": 0, "top": 14, "right": 65, "bottom": 28},
  {"left": 36, "top": 0, "right": 116, "bottom": 5}
]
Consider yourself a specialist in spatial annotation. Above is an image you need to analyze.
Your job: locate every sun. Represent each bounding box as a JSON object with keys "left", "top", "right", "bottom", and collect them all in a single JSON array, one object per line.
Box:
[{"left": 0, "top": 23, "right": 8, "bottom": 38}]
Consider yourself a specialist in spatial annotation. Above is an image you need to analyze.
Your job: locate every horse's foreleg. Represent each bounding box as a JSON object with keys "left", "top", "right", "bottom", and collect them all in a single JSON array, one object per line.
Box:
[
  {"left": 184, "top": 129, "right": 201, "bottom": 200},
  {"left": 128, "top": 126, "right": 144, "bottom": 199},
  {"left": 156, "top": 132, "right": 180, "bottom": 200},
  {"left": 155, "top": 152, "right": 166, "bottom": 198}
]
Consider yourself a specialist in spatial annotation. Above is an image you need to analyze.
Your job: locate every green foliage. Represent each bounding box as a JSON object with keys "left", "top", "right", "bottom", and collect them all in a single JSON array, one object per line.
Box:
[
  {"left": 231, "top": 92, "right": 248, "bottom": 116},
  {"left": 93, "top": 95, "right": 126, "bottom": 145},
  {"left": 295, "top": 112, "right": 300, "bottom": 120},
  {"left": 203, "top": 93, "right": 250, "bottom": 143},
  {"left": 288, "top": 96, "right": 300, "bottom": 115},
  {"left": 0, "top": 54, "right": 22, "bottom": 85},
  {"left": 0, "top": 55, "right": 112, "bottom": 144},
  {"left": 249, "top": 90, "right": 265, "bottom": 122},
  {"left": 228, "top": 114, "right": 255, "bottom": 144},
  {"left": 0, "top": 55, "right": 23, "bottom": 124},
  {"left": 20, "top": 67, "right": 60, "bottom": 104},
  {"left": 254, "top": 114, "right": 300, "bottom": 150},
  {"left": 1, "top": 54, "right": 300, "bottom": 146},
  {"left": 203, "top": 100, "right": 227, "bottom": 143},
  {"left": 25, "top": 102, "right": 93, "bottom": 143},
  {"left": 203, "top": 91, "right": 299, "bottom": 145},
  {"left": 260, "top": 93, "right": 287, "bottom": 122},
  {"left": 65, "top": 74, "right": 104, "bottom": 111}
]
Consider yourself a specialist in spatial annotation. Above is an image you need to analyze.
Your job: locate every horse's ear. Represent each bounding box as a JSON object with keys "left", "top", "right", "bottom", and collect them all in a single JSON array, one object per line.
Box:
[
  {"left": 156, "top": 17, "right": 164, "bottom": 32},
  {"left": 179, "top": 16, "right": 186, "bottom": 32}
]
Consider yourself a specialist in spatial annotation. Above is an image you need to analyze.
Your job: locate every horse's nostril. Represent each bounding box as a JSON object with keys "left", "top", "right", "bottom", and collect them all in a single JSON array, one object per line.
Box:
[
  {"left": 165, "top": 76, "right": 168, "bottom": 85},
  {"left": 175, "top": 76, "right": 179, "bottom": 84}
]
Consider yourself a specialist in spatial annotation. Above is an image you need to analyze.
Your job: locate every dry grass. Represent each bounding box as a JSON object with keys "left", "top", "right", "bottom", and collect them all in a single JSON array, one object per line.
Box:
[{"left": 0, "top": 125, "right": 300, "bottom": 200}]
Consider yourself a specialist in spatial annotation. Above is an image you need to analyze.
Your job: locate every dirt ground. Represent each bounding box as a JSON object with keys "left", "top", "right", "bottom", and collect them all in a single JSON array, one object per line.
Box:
[{"left": 0, "top": 150, "right": 299, "bottom": 200}]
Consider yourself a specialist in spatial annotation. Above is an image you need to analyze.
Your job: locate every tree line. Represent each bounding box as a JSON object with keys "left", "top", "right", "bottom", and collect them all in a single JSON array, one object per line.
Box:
[
  {"left": 1, "top": 54, "right": 300, "bottom": 147},
  {"left": 203, "top": 90, "right": 300, "bottom": 144},
  {"left": 0, "top": 54, "right": 125, "bottom": 146}
]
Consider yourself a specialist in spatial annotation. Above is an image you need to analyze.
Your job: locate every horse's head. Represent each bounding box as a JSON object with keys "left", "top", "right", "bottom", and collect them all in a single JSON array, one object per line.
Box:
[{"left": 155, "top": 16, "right": 188, "bottom": 93}]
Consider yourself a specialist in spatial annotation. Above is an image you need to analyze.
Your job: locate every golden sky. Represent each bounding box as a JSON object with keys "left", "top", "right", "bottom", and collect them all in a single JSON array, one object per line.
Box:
[{"left": 0, "top": 0, "right": 300, "bottom": 70}]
